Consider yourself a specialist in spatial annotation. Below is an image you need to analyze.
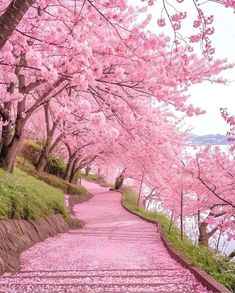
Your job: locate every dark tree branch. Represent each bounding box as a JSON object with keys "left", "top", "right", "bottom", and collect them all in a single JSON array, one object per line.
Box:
[{"left": 0, "top": 0, "right": 36, "bottom": 49}]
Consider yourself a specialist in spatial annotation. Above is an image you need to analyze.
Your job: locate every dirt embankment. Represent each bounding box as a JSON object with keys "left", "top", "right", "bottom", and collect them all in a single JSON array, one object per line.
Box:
[{"left": 0, "top": 214, "right": 69, "bottom": 275}]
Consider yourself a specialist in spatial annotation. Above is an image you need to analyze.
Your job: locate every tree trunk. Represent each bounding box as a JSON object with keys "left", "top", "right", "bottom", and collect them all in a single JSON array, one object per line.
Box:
[
  {"left": 198, "top": 222, "right": 209, "bottom": 246},
  {"left": 69, "top": 158, "right": 78, "bottom": 184},
  {"left": 0, "top": 100, "right": 13, "bottom": 161},
  {"left": 180, "top": 192, "right": 184, "bottom": 240},
  {"left": 216, "top": 229, "right": 222, "bottom": 250},
  {"left": 114, "top": 174, "right": 124, "bottom": 190},
  {"left": 228, "top": 249, "right": 235, "bottom": 259},
  {"left": 36, "top": 147, "right": 49, "bottom": 173},
  {"left": 0, "top": 105, "right": 25, "bottom": 173},
  {"left": 0, "top": 113, "right": 25, "bottom": 172},
  {"left": 36, "top": 135, "right": 62, "bottom": 173},
  {"left": 70, "top": 173, "right": 77, "bottom": 185},
  {"left": 85, "top": 165, "right": 90, "bottom": 176},
  {"left": 0, "top": 135, "right": 22, "bottom": 172},
  {"left": 198, "top": 208, "right": 221, "bottom": 247},
  {"left": 0, "top": 102, "right": 12, "bottom": 153},
  {"left": 36, "top": 126, "right": 62, "bottom": 173},
  {"left": 137, "top": 172, "right": 144, "bottom": 208},
  {"left": 0, "top": 0, "right": 36, "bottom": 49},
  {"left": 145, "top": 199, "right": 149, "bottom": 211},
  {"left": 64, "top": 156, "right": 75, "bottom": 181},
  {"left": 168, "top": 210, "right": 174, "bottom": 234}
]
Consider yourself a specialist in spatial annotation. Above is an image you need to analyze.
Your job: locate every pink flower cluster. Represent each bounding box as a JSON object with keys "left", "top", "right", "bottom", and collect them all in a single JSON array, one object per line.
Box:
[
  {"left": 189, "top": 34, "right": 203, "bottom": 43},
  {"left": 223, "top": 0, "right": 235, "bottom": 9},
  {"left": 176, "top": 104, "right": 206, "bottom": 117},
  {"left": 171, "top": 12, "right": 187, "bottom": 22},
  {"left": 157, "top": 18, "right": 166, "bottom": 27}
]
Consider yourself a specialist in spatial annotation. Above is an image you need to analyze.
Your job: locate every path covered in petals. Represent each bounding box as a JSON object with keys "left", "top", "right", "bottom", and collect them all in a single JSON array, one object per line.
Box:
[{"left": 0, "top": 182, "right": 209, "bottom": 292}]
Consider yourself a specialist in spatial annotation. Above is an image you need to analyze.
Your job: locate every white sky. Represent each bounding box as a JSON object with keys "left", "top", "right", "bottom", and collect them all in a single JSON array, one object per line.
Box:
[
  {"left": 187, "top": 3, "right": 235, "bottom": 135},
  {"left": 130, "top": 0, "right": 235, "bottom": 135}
]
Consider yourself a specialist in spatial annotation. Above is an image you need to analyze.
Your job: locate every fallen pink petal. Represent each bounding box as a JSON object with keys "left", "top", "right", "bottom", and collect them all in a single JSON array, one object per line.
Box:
[{"left": 0, "top": 182, "right": 211, "bottom": 292}]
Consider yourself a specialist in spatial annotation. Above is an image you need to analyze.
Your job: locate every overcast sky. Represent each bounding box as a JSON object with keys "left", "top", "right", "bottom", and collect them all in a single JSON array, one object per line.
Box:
[
  {"left": 130, "top": 0, "right": 235, "bottom": 135},
  {"left": 186, "top": 3, "right": 235, "bottom": 135}
]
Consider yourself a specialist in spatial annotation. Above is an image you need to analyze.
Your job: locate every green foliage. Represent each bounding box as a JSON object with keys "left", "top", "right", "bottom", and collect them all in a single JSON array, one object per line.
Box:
[
  {"left": 17, "top": 157, "right": 87, "bottom": 198},
  {"left": 0, "top": 168, "right": 68, "bottom": 221},
  {"left": 121, "top": 187, "right": 235, "bottom": 291},
  {"left": 121, "top": 187, "right": 139, "bottom": 211},
  {"left": 47, "top": 155, "right": 66, "bottom": 177},
  {"left": 19, "top": 140, "right": 42, "bottom": 165},
  {"left": 20, "top": 140, "right": 66, "bottom": 177},
  {"left": 77, "top": 172, "right": 99, "bottom": 182}
]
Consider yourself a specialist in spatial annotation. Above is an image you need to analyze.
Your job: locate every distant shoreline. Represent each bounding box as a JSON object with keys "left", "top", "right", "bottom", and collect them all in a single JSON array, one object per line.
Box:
[{"left": 187, "top": 134, "right": 234, "bottom": 145}]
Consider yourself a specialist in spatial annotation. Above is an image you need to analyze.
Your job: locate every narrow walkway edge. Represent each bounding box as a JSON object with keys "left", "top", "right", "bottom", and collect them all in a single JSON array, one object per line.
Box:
[
  {"left": 0, "top": 182, "right": 226, "bottom": 293},
  {"left": 120, "top": 192, "right": 231, "bottom": 293}
]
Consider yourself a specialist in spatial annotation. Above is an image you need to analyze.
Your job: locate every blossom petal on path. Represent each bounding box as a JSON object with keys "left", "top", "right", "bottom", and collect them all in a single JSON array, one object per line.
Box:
[{"left": 0, "top": 181, "right": 210, "bottom": 292}]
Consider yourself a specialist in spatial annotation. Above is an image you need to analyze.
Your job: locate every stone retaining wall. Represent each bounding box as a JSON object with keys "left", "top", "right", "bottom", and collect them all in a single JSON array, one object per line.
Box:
[{"left": 0, "top": 214, "right": 69, "bottom": 275}]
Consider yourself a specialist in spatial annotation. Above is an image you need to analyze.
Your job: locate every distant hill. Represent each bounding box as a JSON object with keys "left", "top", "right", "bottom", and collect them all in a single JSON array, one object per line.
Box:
[{"left": 187, "top": 134, "right": 232, "bottom": 145}]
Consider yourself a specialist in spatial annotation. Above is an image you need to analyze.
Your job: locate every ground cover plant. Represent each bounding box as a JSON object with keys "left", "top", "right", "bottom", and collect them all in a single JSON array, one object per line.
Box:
[
  {"left": 0, "top": 157, "right": 90, "bottom": 223},
  {"left": 17, "top": 157, "right": 88, "bottom": 200},
  {"left": 0, "top": 167, "right": 68, "bottom": 221},
  {"left": 77, "top": 172, "right": 99, "bottom": 183}
]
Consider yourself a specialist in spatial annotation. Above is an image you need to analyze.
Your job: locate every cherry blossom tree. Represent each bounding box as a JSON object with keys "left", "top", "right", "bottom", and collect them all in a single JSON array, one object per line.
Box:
[
  {"left": 62, "top": 140, "right": 97, "bottom": 183},
  {"left": 179, "top": 147, "right": 235, "bottom": 246},
  {"left": 35, "top": 102, "right": 65, "bottom": 173},
  {"left": 220, "top": 108, "right": 235, "bottom": 144},
  {"left": 0, "top": 1, "right": 235, "bottom": 261},
  {"left": 0, "top": 0, "right": 36, "bottom": 49},
  {"left": 144, "top": 0, "right": 235, "bottom": 57},
  {"left": 113, "top": 142, "right": 235, "bottom": 247},
  {"left": 1, "top": 0, "right": 235, "bottom": 55},
  {"left": 1, "top": 0, "right": 230, "bottom": 173},
  {"left": 96, "top": 104, "right": 186, "bottom": 188}
]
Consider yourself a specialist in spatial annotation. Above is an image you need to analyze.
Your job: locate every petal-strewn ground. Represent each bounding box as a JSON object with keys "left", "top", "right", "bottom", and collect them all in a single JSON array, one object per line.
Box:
[{"left": 0, "top": 181, "right": 209, "bottom": 292}]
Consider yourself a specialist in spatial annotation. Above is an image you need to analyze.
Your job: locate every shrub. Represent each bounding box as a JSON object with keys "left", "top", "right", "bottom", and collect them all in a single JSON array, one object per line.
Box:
[
  {"left": 19, "top": 140, "right": 42, "bottom": 165},
  {"left": 46, "top": 155, "right": 66, "bottom": 177}
]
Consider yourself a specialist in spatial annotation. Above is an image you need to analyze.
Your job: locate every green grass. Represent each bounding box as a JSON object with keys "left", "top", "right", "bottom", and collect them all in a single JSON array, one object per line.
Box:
[
  {"left": 0, "top": 157, "right": 91, "bottom": 222},
  {"left": 121, "top": 187, "right": 235, "bottom": 291},
  {"left": 19, "top": 140, "right": 42, "bottom": 163},
  {"left": 48, "top": 155, "right": 66, "bottom": 177},
  {"left": 17, "top": 157, "right": 88, "bottom": 199},
  {"left": 0, "top": 168, "right": 68, "bottom": 221},
  {"left": 77, "top": 172, "right": 99, "bottom": 182}
]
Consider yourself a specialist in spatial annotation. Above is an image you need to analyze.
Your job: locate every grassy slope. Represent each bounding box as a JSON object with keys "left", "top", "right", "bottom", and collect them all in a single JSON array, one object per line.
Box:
[
  {"left": 17, "top": 157, "right": 88, "bottom": 201},
  {"left": 77, "top": 172, "right": 99, "bottom": 182},
  {"left": 0, "top": 157, "right": 91, "bottom": 221},
  {"left": 121, "top": 187, "right": 235, "bottom": 291},
  {"left": 0, "top": 168, "right": 68, "bottom": 221}
]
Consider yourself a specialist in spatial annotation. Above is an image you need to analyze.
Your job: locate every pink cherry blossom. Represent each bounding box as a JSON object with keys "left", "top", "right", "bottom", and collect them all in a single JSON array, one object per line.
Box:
[{"left": 157, "top": 18, "right": 166, "bottom": 27}]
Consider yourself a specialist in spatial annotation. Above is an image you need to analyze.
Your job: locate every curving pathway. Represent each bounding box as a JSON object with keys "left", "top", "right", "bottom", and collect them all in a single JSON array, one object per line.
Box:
[{"left": 0, "top": 181, "right": 209, "bottom": 292}]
